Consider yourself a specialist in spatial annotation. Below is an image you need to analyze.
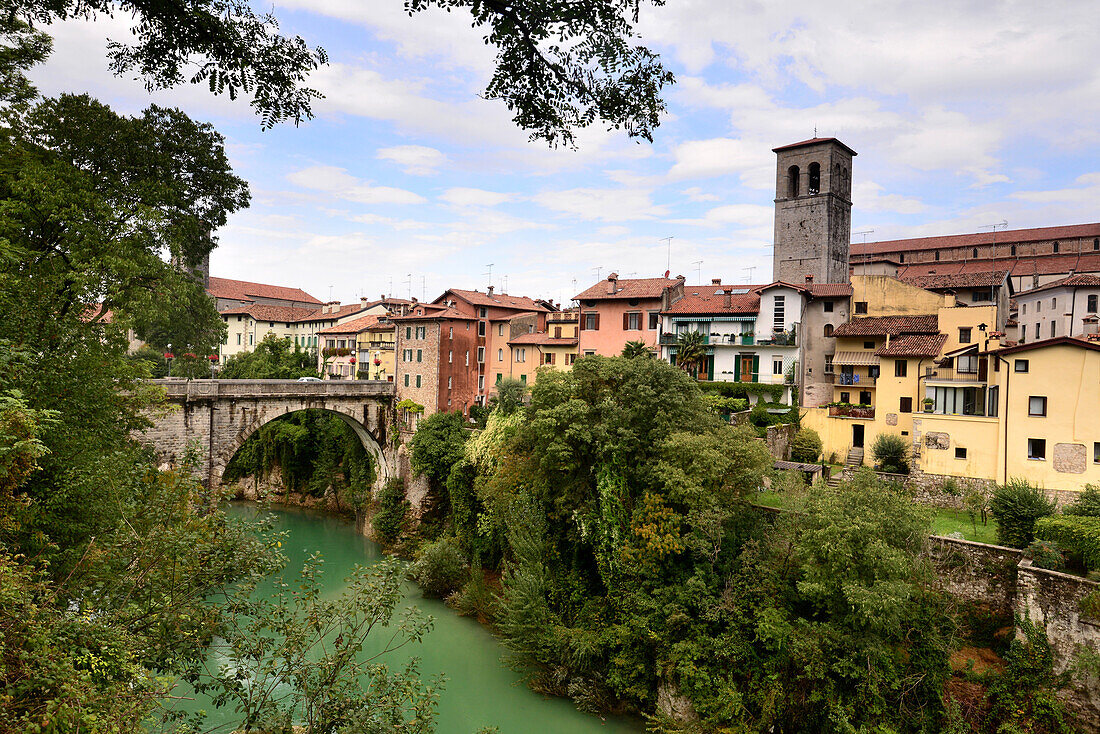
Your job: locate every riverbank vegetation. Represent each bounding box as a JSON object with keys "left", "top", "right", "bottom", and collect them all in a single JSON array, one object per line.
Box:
[{"left": 401, "top": 356, "right": 1078, "bottom": 732}]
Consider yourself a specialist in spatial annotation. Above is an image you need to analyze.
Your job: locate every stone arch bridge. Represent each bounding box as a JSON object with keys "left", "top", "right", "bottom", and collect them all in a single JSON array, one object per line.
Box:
[{"left": 139, "top": 380, "right": 397, "bottom": 492}]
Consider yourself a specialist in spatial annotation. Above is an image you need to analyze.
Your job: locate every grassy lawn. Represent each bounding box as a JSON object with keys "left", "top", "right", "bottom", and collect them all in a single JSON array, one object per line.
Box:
[{"left": 753, "top": 491, "right": 1002, "bottom": 545}]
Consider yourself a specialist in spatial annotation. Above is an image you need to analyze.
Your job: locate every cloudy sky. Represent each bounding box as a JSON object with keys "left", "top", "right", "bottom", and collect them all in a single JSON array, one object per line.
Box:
[{"left": 30, "top": 1, "right": 1100, "bottom": 305}]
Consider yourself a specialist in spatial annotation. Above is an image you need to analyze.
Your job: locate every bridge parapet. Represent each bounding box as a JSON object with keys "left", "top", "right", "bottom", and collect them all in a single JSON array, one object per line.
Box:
[{"left": 150, "top": 379, "right": 395, "bottom": 401}]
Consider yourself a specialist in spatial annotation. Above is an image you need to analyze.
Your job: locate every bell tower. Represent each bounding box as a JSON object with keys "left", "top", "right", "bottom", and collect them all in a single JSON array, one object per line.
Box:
[{"left": 771, "top": 138, "right": 855, "bottom": 284}]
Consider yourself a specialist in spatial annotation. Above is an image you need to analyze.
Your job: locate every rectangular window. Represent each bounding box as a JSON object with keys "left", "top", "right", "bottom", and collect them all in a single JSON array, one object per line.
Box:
[
  {"left": 270, "top": 321, "right": 275, "bottom": 328},
  {"left": 959, "top": 327, "right": 972, "bottom": 343},
  {"left": 987, "top": 386, "right": 999, "bottom": 417},
  {"left": 625, "top": 312, "right": 642, "bottom": 330},
  {"left": 957, "top": 355, "right": 978, "bottom": 374},
  {"left": 479, "top": 307, "right": 487, "bottom": 318},
  {"left": 236, "top": 333, "right": 241, "bottom": 345},
  {"left": 1094, "top": 442, "right": 1100, "bottom": 464},
  {"left": 406, "top": 327, "right": 412, "bottom": 339},
  {"left": 1029, "top": 396, "right": 1047, "bottom": 416},
  {"left": 449, "top": 327, "right": 454, "bottom": 339},
  {"left": 583, "top": 312, "right": 599, "bottom": 330},
  {"left": 498, "top": 323, "right": 504, "bottom": 337},
  {"left": 465, "top": 351, "right": 469, "bottom": 366},
  {"left": 895, "top": 360, "right": 908, "bottom": 377},
  {"left": 495, "top": 373, "right": 502, "bottom": 384},
  {"left": 824, "top": 356, "right": 834, "bottom": 374},
  {"left": 899, "top": 397, "right": 912, "bottom": 413},
  {"left": 415, "top": 375, "right": 422, "bottom": 388},
  {"left": 517, "top": 348, "right": 526, "bottom": 363},
  {"left": 648, "top": 311, "right": 660, "bottom": 330},
  {"left": 478, "top": 321, "right": 486, "bottom": 337},
  {"left": 477, "top": 347, "right": 485, "bottom": 363},
  {"left": 448, "top": 377, "right": 452, "bottom": 389},
  {"left": 823, "top": 301, "right": 834, "bottom": 313},
  {"left": 1028, "top": 438, "right": 1046, "bottom": 460},
  {"left": 855, "top": 301, "right": 868, "bottom": 314},
  {"left": 955, "top": 447, "right": 967, "bottom": 460},
  {"left": 498, "top": 348, "right": 504, "bottom": 361},
  {"left": 863, "top": 340, "right": 875, "bottom": 350},
  {"left": 417, "top": 326, "right": 426, "bottom": 339},
  {"left": 403, "top": 374, "right": 409, "bottom": 387},
  {"left": 520, "top": 374, "right": 527, "bottom": 384},
  {"left": 1052, "top": 297, "right": 1057, "bottom": 309},
  {"left": 1014, "top": 359, "right": 1029, "bottom": 373},
  {"left": 478, "top": 375, "right": 485, "bottom": 390},
  {"left": 1051, "top": 321, "right": 1057, "bottom": 338},
  {"left": 840, "top": 391, "right": 850, "bottom": 404},
  {"left": 773, "top": 295, "right": 785, "bottom": 332},
  {"left": 249, "top": 333, "right": 254, "bottom": 345},
  {"left": 416, "top": 349, "right": 422, "bottom": 363},
  {"left": 567, "top": 353, "right": 577, "bottom": 365},
  {"left": 1088, "top": 295, "right": 1098, "bottom": 313},
  {"left": 773, "top": 357, "right": 783, "bottom": 375},
  {"left": 448, "top": 350, "right": 453, "bottom": 363},
  {"left": 1022, "top": 303, "right": 1027, "bottom": 315}
]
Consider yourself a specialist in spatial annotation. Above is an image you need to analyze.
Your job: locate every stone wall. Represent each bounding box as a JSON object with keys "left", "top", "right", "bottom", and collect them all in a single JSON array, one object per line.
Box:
[
  {"left": 1016, "top": 560, "right": 1100, "bottom": 725},
  {"left": 765, "top": 422, "right": 798, "bottom": 461},
  {"left": 928, "top": 536, "right": 1021, "bottom": 615},
  {"left": 839, "top": 466, "right": 1082, "bottom": 510}
]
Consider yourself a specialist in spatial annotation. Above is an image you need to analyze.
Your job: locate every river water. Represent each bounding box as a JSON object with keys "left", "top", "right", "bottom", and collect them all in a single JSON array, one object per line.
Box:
[{"left": 171, "top": 503, "right": 643, "bottom": 733}]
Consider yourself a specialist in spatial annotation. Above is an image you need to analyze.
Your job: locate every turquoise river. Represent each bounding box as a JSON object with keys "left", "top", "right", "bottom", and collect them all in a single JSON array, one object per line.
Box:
[{"left": 168, "top": 503, "right": 644, "bottom": 733}]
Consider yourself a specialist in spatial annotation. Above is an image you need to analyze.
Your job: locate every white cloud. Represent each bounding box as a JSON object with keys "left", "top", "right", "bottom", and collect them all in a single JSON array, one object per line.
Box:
[
  {"left": 681, "top": 187, "right": 720, "bottom": 202},
  {"left": 598, "top": 225, "right": 632, "bottom": 236},
  {"left": 533, "top": 187, "right": 668, "bottom": 222},
  {"left": 376, "top": 145, "right": 447, "bottom": 175},
  {"left": 852, "top": 181, "right": 927, "bottom": 215},
  {"left": 440, "top": 187, "right": 516, "bottom": 207},
  {"left": 286, "top": 165, "right": 425, "bottom": 205},
  {"left": 667, "top": 137, "right": 774, "bottom": 187}
]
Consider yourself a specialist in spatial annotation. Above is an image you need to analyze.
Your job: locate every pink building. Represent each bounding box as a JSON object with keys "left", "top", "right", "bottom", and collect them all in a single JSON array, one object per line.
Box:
[{"left": 574, "top": 273, "right": 682, "bottom": 356}]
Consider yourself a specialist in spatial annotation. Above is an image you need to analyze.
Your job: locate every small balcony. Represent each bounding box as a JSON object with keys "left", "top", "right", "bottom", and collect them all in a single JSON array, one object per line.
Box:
[
  {"left": 829, "top": 405, "right": 876, "bottom": 419},
  {"left": 660, "top": 333, "right": 710, "bottom": 346},
  {"left": 832, "top": 372, "right": 876, "bottom": 386},
  {"left": 753, "top": 330, "right": 798, "bottom": 347}
]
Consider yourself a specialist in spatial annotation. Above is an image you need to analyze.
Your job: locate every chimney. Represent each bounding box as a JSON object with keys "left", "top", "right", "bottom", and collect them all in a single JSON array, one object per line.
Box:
[
  {"left": 805, "top": 274, "right": 814, "bottom": 284},
  {"left": 361, "top": 296, "right": 371, "bottom": 309},
  {"left": 723, "top": 289, "right": 732, "bottom": 308},
  {"left": 711, "top": 278, "right": 722, "bottom": 285},
  {"left": 322, "top": 300, "right": 339, "bottom": 315},
  {"left": 488, "top": 285, "right": 495, "bottom": 295},
  {"left": 607, "top": 272, "right": 618, "bottom": 295}
]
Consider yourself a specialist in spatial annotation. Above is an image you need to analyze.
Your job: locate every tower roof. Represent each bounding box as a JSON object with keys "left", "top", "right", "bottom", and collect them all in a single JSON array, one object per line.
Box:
[{"left": 772, "top": 137, "right": 857, "bottom": 157}]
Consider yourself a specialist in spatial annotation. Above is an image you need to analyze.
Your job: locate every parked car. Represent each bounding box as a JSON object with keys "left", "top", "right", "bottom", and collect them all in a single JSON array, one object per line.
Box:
[{"left": 296, "top": 376, "right": 322, "bottom": 382}]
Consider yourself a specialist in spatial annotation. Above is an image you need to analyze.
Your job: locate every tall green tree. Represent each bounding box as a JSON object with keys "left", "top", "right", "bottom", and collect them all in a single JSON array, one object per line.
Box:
[
  {"left": 219, "top": 333, "right": 319, "bottom": 379},
  {"left": 620, "top": 339, "right": 652, "bottom": 358},
  {"left": 674, "top": 330, "right": 706, "bottom": 376}
]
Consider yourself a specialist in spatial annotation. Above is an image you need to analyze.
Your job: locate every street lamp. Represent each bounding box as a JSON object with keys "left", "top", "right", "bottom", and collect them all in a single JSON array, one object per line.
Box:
[{"left": 166, "top": 343, "right": 173, "bottom": 378}]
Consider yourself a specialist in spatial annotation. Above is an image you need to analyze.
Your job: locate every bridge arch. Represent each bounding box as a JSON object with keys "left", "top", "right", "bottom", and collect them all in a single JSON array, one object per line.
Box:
[{"left": 214, "top": 405, "right": 391, "bottom": 493}]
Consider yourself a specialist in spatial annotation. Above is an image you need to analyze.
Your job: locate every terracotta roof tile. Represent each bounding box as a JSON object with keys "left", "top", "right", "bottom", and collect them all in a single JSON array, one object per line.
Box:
[
  {"left": 988, "top": 336, "right": 1100, "bottom": 356},
  {"left": 443, "top": 289, "right": 549, "bottom": 311},
  {"left": 808, "top": 283, "right": 854, "bottom": 297},
  {"left": 771, "top": 137, "right": 858, "bottom": 156},
  {"left": 392, "top": 305, "right": 476, "bottom": 322},
  {"left": 1016, "top": 273, "right": 1100, "bottom": 296},
  {"left": 663, "top": 286, "right": 760, "bottom": 316},
  {"left": 832, "top": 315, "right": 939, "bottom": 337},
  {"left": 894, "top": 253, "right": 1100, "bottom": 279},
  {"left": 875, "top": 333, "right": 948, "bottom": 358},
  {"left": 220, "top": 304, "right": 323, "bottom": 322},
  {"left": 574, "top": 277, "right": 679, "bottom": 301},
  {"left": 852, "top": 223, "right": 1100, "bottom": 255},
  {"left": 207, "top": 276, "right": 321, "bottom": 305},
  {"left": 319, "top": 314, "right": 385, "bottom": 335},
  {"left": 899, "top": 271, "right": 1009, "bottom": 290}
]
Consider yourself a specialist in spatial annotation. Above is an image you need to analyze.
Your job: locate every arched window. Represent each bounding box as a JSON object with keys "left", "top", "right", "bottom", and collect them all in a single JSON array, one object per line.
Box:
[
  {"left": 787, "top": 165, "right": 800, "bottom": 198},
  {"left": 1093, "top": 238, "right": 1098, "bottom": 251},
  {"left": 935, "top": 251, "right": 940, "bottom": 261},
  {"left": 808, "top": 162, "right": 821, "bottom": 195},
  {"left": 972, "top": 248, "right": 978, "bottom": 258},
  {"left": 900, "top": 253, "right": 905, "bottom": 263},
  {"left": 1053, "top": 241, "right": 1060, "bottom": 253},
  {"left": 1011, "top": 245, "right": 1017, "bottom": 256},
  {"left": 824, "top": 324, "right": 834, "bottom": 337}
]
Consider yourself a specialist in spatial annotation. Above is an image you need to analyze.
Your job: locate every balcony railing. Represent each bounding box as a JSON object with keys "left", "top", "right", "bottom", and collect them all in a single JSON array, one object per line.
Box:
[
  {"left": 833, "top": 373, "right": 876, "bottom": 386},
  {"left": 829, "top": 405, "right": 876, "bottom": 419},
  {"left": 660, "top": 333, "right": 710, "bottom": 346}
]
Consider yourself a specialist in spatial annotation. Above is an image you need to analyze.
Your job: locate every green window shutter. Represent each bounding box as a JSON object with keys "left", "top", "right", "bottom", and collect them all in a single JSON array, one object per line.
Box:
[
  {"left": 752, "top": 355, "right": 759, "bottom": 382},
  {"left": 496, "top": 373, "right": 502, "bottom": 384},
  {"left": 521, "top": 374, "right": 527, "bottom": 384}
]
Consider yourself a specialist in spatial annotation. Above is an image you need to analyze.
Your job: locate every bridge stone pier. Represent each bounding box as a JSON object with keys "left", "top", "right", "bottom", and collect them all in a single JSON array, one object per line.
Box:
[{"left": 139, "top": 379, "right": 396, "bottom": 492}]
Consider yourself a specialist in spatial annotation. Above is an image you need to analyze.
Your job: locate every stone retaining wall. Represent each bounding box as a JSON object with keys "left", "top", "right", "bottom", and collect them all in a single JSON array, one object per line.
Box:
[
  {"left": 928, "top": 536, "right": 1021, "bottom": 615},
  {"left": 840, "top": 467, "right": 1081, "bottom": 509}
]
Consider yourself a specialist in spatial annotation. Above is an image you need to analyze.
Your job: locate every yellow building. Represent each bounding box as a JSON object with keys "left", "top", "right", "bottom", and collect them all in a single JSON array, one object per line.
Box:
[
  {"left": 491, "top": 310, "right": 580, "bottom": 391},
  {"left": 915, "top": 336, "right": 1100, "bottom": 491},
  {"left": 359, "top": 320, "right": 396, "bottom": 382},
  {"left": 318, "top": 313, "right": 395, "bottom": 380},
  {"left": 804, "top": 300, "right": 998, "bottom": 466}
]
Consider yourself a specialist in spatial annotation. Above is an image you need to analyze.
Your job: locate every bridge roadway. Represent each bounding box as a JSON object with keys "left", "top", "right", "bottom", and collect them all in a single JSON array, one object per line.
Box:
[{"left": 141, "top": 379, "right": 397, "bottom": 491}]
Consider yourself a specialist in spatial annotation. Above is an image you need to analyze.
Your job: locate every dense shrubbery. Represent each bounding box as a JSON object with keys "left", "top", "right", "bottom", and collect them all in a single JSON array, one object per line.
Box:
[
  {"left": 1064, "top": 484, "right": 1100, "bottom": 517},
  {"left": 871, "top": 432, "right": 910, "bottom": 474},
  {"left": 992, "top": 479, "right": 1057, "bottom": 548},
  {"left": 789, "top": 427, "right": 822, "bottom": 462},
  {"left": 219, "top": 333, "right": 319, "bottom": 379},
  {"left": 408, "top": 536, "right": 468, "bottom": 598},
  {"left": 374, "top": 478, "right": 409, "bottom": 543},
  {"left": 1027, "top": 539, "right": 1066, "bottom": 571},
  {"left": 1035, "top": 515, "right": 1100, "bottom": 571}
]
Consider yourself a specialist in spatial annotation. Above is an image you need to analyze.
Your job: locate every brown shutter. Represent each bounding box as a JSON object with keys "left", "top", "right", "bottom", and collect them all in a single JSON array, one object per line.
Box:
[
  {"left": 623, "top": 312, "right": 629, "bottom": 330},
  {"left": 580, "top": 312, "right": 587, "bottom": 330},
  {"left": 594, "top": 313, "right": 600, "bottom": 330}
]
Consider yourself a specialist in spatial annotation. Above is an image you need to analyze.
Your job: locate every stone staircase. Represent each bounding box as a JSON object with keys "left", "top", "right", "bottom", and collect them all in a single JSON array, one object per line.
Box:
[{"left": 845, "top": 447, "right": 864, "bottom": 468}]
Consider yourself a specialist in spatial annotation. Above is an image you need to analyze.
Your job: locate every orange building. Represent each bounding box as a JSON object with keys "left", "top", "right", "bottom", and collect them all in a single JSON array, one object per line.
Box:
[{"left": 574, "top": 273, "right": 681, "bottom": 357}]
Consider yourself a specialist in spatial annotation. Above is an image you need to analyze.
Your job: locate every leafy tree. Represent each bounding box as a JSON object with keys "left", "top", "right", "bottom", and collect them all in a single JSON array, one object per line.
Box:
[
  {"left": 789, "top": 427, "right": 822, "bottom": 463},
  {"left": 374, "top": 478, "right": 410, "bottom": 544},
  {"left": 674, "top": 330, "right": 706, "bottom": 375},
  {"left": 1063, "top": 483, "right": 1100, "bottom": 517},
  {"left": 985, "top": 616, "right": 1073, "bottom": 733},
  {"left": 410, "top": 411, "right": 469, "bottom": 487},
  {"left": 991, "top": 478, "right": 1057, "bottom": 548},
  {"left": 492, "top": 377, "right": 528, "bottom": 414},
  {"left": 410, "top": 0, "right": 674, "bottom": 146},
  {"left": 871, "top": 431, "right": 910, "bottom": 474},
  {"left": 219, "top": 333, "right": 319, "bottom": 379},
  {"left": 620, "top": 339, "right": 652, "bottom": 358}
]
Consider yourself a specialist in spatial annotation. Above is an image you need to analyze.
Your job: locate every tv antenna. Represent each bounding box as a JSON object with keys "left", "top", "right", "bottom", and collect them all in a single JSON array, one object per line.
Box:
[
  {"left": 743, "top": 266, "right": 756, "bottom": 283},
  {"left": 661, "top": 236, "right": 674, "bottom": 272},
  {"left": 853, "top": 229, "right": 875, "bottom": 272},
  {"left": 420, "top": 275, "right": 425, "bottom": 301},
  {"left": 484, "top": 263, "right": 494, "bottom": 289},
  {"left": 592, "top": 265, "right": 602, "bottom": 281},
  {"left": 405, "top": 273, "right": 412, "bottom": 300},
  {"left": 328, "top": 285, "right": 334, "bottom": 301},
  {"left": 693, "top": 260, "right": 703, "bottom": 283}
]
